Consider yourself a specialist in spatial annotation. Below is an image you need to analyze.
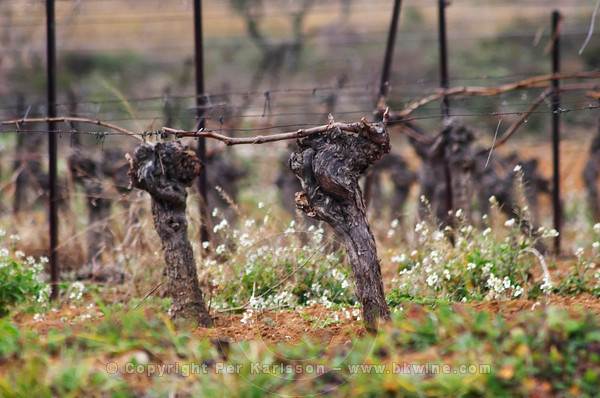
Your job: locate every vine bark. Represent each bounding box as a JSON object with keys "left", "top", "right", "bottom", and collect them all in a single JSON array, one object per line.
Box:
[
  {"left": 128, "top": 141, "right": 212, "bottom": 326},
  {"left": 289, "top": 118, "right": 391, "bottom": 330}
]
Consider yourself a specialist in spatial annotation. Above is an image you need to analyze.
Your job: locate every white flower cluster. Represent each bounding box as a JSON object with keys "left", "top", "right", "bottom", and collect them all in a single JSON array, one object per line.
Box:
[{"left": 69, "top": 281, "right": 85, "bottom": 301}]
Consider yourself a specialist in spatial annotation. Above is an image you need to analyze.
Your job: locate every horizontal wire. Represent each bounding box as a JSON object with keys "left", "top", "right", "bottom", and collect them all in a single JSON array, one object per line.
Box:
[
  {"left": 0, "top": 103, "right": 597, "bottom": 139},
  {"left": 1, "top": 70, "right": 598, "bottom": 113}
]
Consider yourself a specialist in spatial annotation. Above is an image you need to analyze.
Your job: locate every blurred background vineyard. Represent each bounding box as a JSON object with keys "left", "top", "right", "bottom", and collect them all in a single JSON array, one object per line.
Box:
[{"left": 0, "top": 0, "right": 599, "bottom": 264}]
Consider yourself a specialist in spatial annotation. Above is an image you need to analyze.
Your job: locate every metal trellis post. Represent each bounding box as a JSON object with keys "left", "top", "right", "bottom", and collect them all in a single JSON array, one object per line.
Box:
[
  {"left": 551, "top": 10, "right": 562, "bottom": 255},
  {"left": 194, "top": 0, "right": 210, "bottom": 247},
  {"left": 46, "top": 0, "right": 59, "bottom": 301},
  {"left": 438, "top": 0, "right": 450, "bottom": 118}
]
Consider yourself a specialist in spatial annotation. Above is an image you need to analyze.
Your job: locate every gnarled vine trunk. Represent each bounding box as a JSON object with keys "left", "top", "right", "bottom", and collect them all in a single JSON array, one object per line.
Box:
[
  {"left": 289, "top": 120, "right": 391, "bottom": 330},
  {"left": 68, "top": 150, "right": 113, "bottom": 279},
  {"left": 128, "top": 141, "right": 212, "bottom": 326}
]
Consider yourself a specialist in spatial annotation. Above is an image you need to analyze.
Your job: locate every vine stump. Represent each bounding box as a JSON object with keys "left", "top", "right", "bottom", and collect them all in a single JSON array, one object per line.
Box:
[
  {"left": 128, "top": 141, "right": 212, "bottom": 327},
  {"left": 289, "top": 119, "right": 391, "bottom": 330}
]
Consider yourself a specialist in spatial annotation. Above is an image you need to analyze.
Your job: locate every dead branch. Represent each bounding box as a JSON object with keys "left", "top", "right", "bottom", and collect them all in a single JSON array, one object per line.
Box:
[
  {"left": 164, "top": 111, "right": 390, "bottom": 145},
  {"left": 384, "top": 71, "right": 600, "bottom": 120},
  {"left": 478, "top": 88, "right": 552, "bottom": 155},
  {"left": 164, "top": 122, "right": 365, "bottom": 145},
  {"left": 477, "top": 83, "right": 598, "bottom": 155}
]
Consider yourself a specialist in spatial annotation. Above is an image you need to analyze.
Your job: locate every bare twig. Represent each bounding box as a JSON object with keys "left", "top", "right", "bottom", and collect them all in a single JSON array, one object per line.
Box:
[
  {"left": 386, "top": 71, "right": 600, "bottom": 120},
  {"left": 396, "top": 122, "right": 434, "bottom": 144},
  {"left": 135, "top": 283, "right": 163, "bottom": 309},
  {"left": 479, "top": 87, "right": 552, "bottom": 154},
  {"left": 543, "top": 14, "right": 562, "bottom": 54},
  {"left": 475, "top": 83, "right": 600, "bottom": 154},
  {"left": 485, "top": 118, "right": 502, "bottom": 168},
  {"left": 164, "top": 119, "right": 382, "bottom": 146},
  {"left": 579, "top": 0, "right": 600, "bottom": 55},
  {"left": 523, "top": 247, "right": 553, "bottom": 287}
]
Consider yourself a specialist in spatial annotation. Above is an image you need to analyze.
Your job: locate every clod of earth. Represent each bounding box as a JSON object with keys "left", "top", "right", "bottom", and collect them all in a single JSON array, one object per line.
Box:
[
  {"left": 128, "top": 141, "right": 212, "bottom": 327},
  {"left": 289, "top": 118, "right": 392, "bottom": 330}
]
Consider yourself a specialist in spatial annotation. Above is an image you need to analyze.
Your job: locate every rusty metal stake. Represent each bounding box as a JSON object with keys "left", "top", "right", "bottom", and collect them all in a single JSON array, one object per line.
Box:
[{"left": 46, "top": 0, "right": 59, "bottom": 301}]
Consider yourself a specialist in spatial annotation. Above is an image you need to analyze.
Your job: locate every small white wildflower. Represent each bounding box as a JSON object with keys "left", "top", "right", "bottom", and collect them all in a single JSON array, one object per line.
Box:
[
  {"left": 594, "top": 223, "right": 600, "bottom": 233},
  {"left": 426, "top": 272, "right": 439, "bottom": 287},
  {"left": 455, "top": 208, "right": 463, "bottom": 218},
  {"left": 15, "top": 250, "right": 25, "bottom": 258},
  {"left": 68, "top": 282, "right": 85, "bottom": 301},
  {"left": 319, "top": 295, "right": 333, "bottom": 309},
  {"left": 593, "top": 242, "right": 600, "bottom": 250},
  {"left": 466, "top": 262, "right": 476, "bottom": 271},
  {"left": 212, "top": 207, "right": 219, "bottom": 217},
  {"left": 443, "top": 269, "right": 451, "bottom": 280},
  {"left": 215, "top": 244, "right": 226, "bottom": 255},
  {"left": 341, "top": 280, "right": 349, "bottom": 289},
  {"left": 504, "top": 218, "right": 516, "bottom": 228},
  {"left": 332, "top": 269, "right": 344, "bottom": 281},
  {"left": 502, "top": 276, "right": 511, "bottom": 289},
  {"left": 461, "top": 297, "right": 467, "bottom": 303},
  {"left": 390, "top": 219, "right": 399, "bottom": 229},
  {"left": 9, "top": 234, "right": 20, "bottom": 241},
  {"left": 489, "top": 196, "right": 498, "bottom": 206},
  {"left": 213, "top": 219, "right": 228, "bottom": 233},
  {"left": 284, "top": 220, "right": 296, "bottom": 234},
  {"left": 487, "top": 274, "right": 506, "bottom": 294},
  {"left": 540, "top": 275, "right": 553, "bottom": 294},
  {"left": 38, "top": 285, "right": 51, "bottom": 303},
  {"left": 482, "top": 262, "right": 493, "bottom": 274},
  {"left": 0, "top": 229, "right": 5, "bottom": 237},
  {"left": 513, "top": 285, "right": 523, "bottom": 298},
  {"left": 387, "top": 229, "right": 395, "bottom": 238},
  {"left": 239, "top": 233, "right": 254, "bottom": 247},
  {"left": 202, "top": 241, "right": 210, "bottom": 249},
  {"left": 257, "top": 202, "right": 264, "bottom": 209},
  {"left": 542, "top": 228, "right": 559, "bottom": 238},
  {"left": 244, "top": 219, "right": 255, "bottom": 228},
  {"left": 513, "top": 164, "right": 522, "bottom": 172},
  {"left": 482, "top": 227, "right": 492, "bottom": 237},
  {"left": 240, "top": 309, "right": 254, "bottom": 325},
  {"left": 575, "top": 247, "right": 585, "bottom": 259},
  {"left": 415, "top": 222, "right": 424, "bottom": 233},
  {"left": 312, "top": 227, "right": 324, "bottom": 243}
]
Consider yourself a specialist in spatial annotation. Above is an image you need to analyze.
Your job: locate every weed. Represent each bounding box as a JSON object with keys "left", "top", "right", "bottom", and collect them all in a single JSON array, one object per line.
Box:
[
  {"left": 0, "top": 232, "right": 48, "bottom": 317},
  {"left": 205, "top": 207, "right": 357, "bottom": 312}
]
